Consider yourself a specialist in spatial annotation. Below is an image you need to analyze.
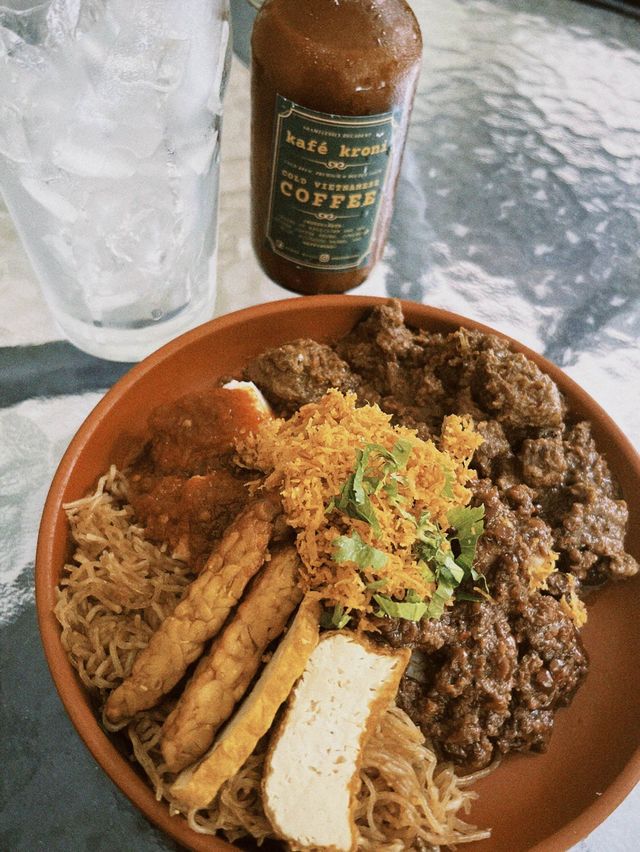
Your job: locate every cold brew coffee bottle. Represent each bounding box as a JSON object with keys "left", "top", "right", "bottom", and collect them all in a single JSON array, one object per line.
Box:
[{"left": 250, "top": 0, "right": 423, "bottom": 295}]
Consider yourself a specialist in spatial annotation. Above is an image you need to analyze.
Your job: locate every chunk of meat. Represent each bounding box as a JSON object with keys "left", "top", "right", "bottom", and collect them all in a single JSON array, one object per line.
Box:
[
  {"left": 396, "top": 603, "right": 517, "bottom": 770},
  {"left": 520, "top": 433, "right": 567, "bottom": 489},
  {"left": 555, "top": 486, "right": 639, "bottom": 583},
  {"left": 334, "top": 299, "right": 419, "bottom": 394},
  {"left": 471, "top": 348, "right": 565, "bottom": 430},
  {"left": 472, "top": 420, "right": 513, "bottom": 480},
  {"left": 104, "top": 496, "right": 280, "bottom": 725},
  {"left": 161, "top": 546, "right": 304, "bottom": 773},
  {"left": 563, "top": 421, "right": 617, "bottom": 495},
  {"left": 244, "top": 339, "right": 358, "bottom": 416},
  {"left": 497, "top": 594, "right": 587, "bottom": 755},
  {"left": 334, "top": 301, "right": 448, "bottom": 434},
  {"left": 370, "top": 609, "right": 457, "bottom": 655}
]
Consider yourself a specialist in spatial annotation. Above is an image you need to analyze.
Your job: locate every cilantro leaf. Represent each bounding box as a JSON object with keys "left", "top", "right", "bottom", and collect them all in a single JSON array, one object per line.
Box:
[
  {"left": 447, "top": 505, "right": 485, "bottom": 571},
  {"left": 352, "top": 448, "right": 368, "bottom": 504},
  {"left": 333, "top": 531, "right": 388, "bottom": 571},
  {"left": 413, "top": 505, "right": 488, "bottom": 622},
  {"left": 365, "top": 578, "right": 388, "bottom": 590},
  {"left": 320, "top": 604, "right": 351, "bottom": 630},
  {"left": 373, "top": 590, "right": 427, "bottom": 622},
  {"left": 386, "top": 438, "right": 413, "bottom": 470},
  {"left": 328, "top": 441, "right": 413, "bottom": 533},
  {"left": 456, "top": 590, "right": 483, "bottom": 602},
  {"left": 362, "top": 439, "right": 413, "bottom": 472},
  {"left": 417, "top": 559, "right": 435, "bottom": 583},
  {"left": 440, "top": 465, "right": 455, "bottom": 499},
  {"left": 332, "top": 465, "right": 380, "bottom": 532},
  {"left": 424, "top": 584, "right": 453, "bottom": 619},
  {"left": 331, "top": 446, "right": 379, "bottom": 531}
]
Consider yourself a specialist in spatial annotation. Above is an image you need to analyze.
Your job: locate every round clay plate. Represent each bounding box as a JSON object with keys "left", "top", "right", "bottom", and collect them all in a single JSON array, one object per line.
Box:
[{"left": 36, "top": 296, "right": 640, "bottom": 852}]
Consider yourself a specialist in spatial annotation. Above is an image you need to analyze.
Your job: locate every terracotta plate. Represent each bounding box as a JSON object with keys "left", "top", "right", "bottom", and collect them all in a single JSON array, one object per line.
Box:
[{"left": 35, "top": 296, "right": 640, "bottom": 852}]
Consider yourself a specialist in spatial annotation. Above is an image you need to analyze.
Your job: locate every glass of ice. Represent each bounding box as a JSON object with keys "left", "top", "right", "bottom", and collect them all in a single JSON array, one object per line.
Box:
[{"left": 0, "top": 0, "right": 231, "bottom": 361}]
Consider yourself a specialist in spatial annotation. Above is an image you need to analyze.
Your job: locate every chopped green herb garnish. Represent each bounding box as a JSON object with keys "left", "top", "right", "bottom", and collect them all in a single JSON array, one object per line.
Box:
[
  {"left": 384, "top": 438, "right": 414, "bottom": 471},
  {"left": 320, "top": 604, "right": 351, "bottom": 630},
  {"left": 447, "top": 505, "right": 485, "bottom": 572},
  {"left": 456, "top": 590, "right": 484, "bottom": 603},
  {"left": 333, "top": 531, "right": 388, "bottom": 571},
  {"left": 413, "top": 504, "right": 487, "bottom": 621},
  {"left": 440, "top": 465, "right": 455, "bottom": 499},
  {"left": 373, "top": 590, "right": 428, "bottom": 622},
  {"left": 424, "top": 581, "right": 455, "bottom": 620},
  {"left": 365, "top": 577, "right": 389, "bottom": 590},
  {"left": 327, "top": 440, "right": 414, "bottom": 533},
  {"left": 416, "top": 559, "right": 435, "bottom": 583},
  {"left": 331, "top": 449, "right": 380, "bottom": 532},
  {"left": 327, "top": 436, "right": 487, "bottom": 624}
]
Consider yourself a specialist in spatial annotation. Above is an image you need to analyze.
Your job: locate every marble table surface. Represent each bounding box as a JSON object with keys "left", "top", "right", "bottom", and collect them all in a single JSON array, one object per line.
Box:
[{"left": 1, "top": 0, "right": 639, "bottom": 849}]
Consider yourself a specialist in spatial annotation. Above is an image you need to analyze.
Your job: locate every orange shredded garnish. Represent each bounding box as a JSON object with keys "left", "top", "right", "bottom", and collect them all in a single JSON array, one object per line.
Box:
[{"left": 238, "top": 390, "right": 482, "bottom": 614}]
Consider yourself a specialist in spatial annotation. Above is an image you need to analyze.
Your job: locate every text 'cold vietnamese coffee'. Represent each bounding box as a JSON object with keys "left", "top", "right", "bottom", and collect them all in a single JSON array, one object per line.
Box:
[{"left": 250, "top": 0, "right": 423, "bottom": 294}]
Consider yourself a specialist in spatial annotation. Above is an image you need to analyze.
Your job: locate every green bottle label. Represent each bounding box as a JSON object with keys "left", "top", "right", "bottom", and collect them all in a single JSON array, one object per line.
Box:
[{"left": 265, "top": 95, "right": 396, "bottom": 271}]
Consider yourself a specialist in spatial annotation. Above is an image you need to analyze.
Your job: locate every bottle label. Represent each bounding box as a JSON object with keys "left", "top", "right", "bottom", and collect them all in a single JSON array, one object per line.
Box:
[{"left": 265, "top": 95, "right": 396, "bottom": 271}]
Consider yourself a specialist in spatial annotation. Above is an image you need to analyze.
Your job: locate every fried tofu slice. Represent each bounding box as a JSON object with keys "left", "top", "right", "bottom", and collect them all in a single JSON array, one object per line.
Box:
[
  {"left": 104, "top": 496, "right": 280, "bottom": 725},
  {"left": 169, "top": 594, "right": 321, "bottom": 811},
  {"left": 161, "top": 545, "right": 304, "bottom": 773},
  {"left": 262, "top": 632, "right": 410, "bottom": 852}
]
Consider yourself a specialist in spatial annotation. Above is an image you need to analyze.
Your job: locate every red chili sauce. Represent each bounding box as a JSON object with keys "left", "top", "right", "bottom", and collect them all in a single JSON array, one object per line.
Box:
[{"left": 120, "top": 387, "right": 265, "bottom": 571}]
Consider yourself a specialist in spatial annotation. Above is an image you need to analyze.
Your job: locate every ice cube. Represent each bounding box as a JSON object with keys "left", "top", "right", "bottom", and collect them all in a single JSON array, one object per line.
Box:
[
  {"left": 68, "top": 3, "right": 119, "bottom": 87},
  {"left": 68, "top": 47, "right": 166, "bottom": 160},
  {"left": 75, "top": 0, "right": 110, "bottom": 36},
  {"left": 105, "top": 206, "right": 176, "bottom": 270},
  {"left": 43, "top": 229, "right": 75, "bottom": 267},
  {"left": 105, "top": 31, "right": 189, "bottom": 93},
  {"left": 0, "top": 3, "right": 49, "bottom": 47},
  {"left": 154, "top": 37, "right": 189, "bottom": 93},
  {"left": 165, "top": 7, "right": 229, "bottom": 120},
  {"left": 90, "top": 83, "right": 164, "bottom": 158},
  {"left": 1, "top": 21, "right": 48, "bottom": 87},
  {"left": 180, "top": 126, "right": 219, "bottom": 176},
  {"left": 21, "top": 176, "right": 79, "bottom": 222},
  {"left": 206, "top": 19, "right": 230, "bottom": 114},
  {"left": 111, "top": 114, "right": 164, "bottom": 160},
  {"left": 76, "top": 170, "right": 182, "bottom": 272},
  {"left": 45, "top": 0, "right": 82, "bottom": 46},
  {"left": 44, "top": 0, "right": 109, "bottom": 44},
  {"left": 0, "top": 101, "right": 30, "bottom": 163},
  {"left": 21, "top": 85, "right": 72, "bottom": 163},
  {"left": 53, "top": 135, "right": 137, "bottom": 178},
  {"left": 163, "top": 0, "right": 229, "bottom": 68}
]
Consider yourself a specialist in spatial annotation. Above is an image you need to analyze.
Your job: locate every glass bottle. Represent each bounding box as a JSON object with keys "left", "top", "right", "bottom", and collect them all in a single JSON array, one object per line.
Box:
[{"left": 250, "top": 0, "right": 423, "bottom": 295}]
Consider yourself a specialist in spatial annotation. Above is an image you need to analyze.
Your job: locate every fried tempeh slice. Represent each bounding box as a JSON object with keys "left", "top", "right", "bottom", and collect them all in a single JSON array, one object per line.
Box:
[
  {"left": 160, "top": 545, "right": 304, "bottom": 773},
  {"left": 104, "top": 496, "right": 280, "bottom": 725},
  {"left": 170, "top": 594, "right": 321, "bottom": 811}
]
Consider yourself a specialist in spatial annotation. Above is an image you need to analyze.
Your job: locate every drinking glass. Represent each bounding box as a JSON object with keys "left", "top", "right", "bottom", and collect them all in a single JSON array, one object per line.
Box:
[{"left": 0, "top": 0, "right": 231, "bottom": 361}]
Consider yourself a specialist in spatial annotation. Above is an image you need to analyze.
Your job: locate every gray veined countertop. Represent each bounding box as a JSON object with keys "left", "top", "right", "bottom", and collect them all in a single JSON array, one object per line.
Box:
[{"left": 1, "top": 0, "right": 639, "bottom": 849}]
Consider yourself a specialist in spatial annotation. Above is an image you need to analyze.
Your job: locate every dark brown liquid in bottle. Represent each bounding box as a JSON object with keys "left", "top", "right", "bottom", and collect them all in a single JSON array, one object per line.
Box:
[{"left": 251, "top": 0, "right": 423, "bottom": 295}]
